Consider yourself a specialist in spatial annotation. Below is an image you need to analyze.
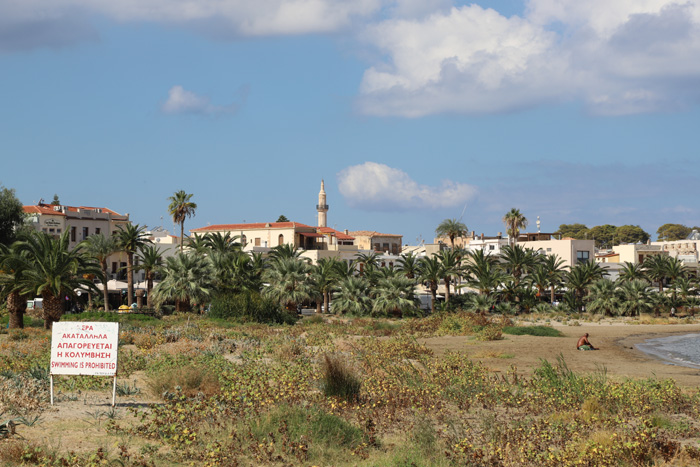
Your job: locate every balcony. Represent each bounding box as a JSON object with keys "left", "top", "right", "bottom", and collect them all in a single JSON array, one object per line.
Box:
[{"left": 316, "top": 204, "right": 329, "bottom": 210}]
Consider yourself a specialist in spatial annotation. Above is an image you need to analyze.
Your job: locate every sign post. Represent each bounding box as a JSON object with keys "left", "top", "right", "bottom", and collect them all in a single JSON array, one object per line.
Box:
[{"left": 50, "top": 322, "right": 120, "bottom": 406}]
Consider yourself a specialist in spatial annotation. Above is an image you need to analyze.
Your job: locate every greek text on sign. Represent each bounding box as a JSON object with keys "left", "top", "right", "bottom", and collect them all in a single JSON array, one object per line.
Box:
[{"left": 50, "top": 322, "right": 119, "bottom": 376}]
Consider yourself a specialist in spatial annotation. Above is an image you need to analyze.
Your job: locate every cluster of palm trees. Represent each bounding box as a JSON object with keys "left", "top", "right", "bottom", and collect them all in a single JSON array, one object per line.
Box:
[{"left": 0, "top": 224, "right": 154, "bottom": 329}]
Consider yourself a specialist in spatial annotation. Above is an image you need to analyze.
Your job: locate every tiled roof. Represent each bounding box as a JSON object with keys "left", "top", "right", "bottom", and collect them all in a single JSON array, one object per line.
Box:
[
  {"left": 318, "top": 227, "right": 355, "bottom": 240},
  {"left": 24, "top": 205, "right": 66, "bottom": 216},
  {"left": 347, "top": 230, "right": 402, "bottom": 238},
  {"left": 23, "top": 204, "right": 125, "bottom": 217},
  {"left": 191, "top": 222, "right": 314, "bottom": 232}
]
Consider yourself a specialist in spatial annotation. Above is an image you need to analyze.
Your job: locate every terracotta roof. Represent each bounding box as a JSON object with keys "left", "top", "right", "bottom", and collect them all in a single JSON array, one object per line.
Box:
[
  {"left": 23, "top": 204, "right": 125, "bottom": 217},
  {"left": 347, "top": 230, "right": 402, "bottom": 238},
  {"left": 191, "top": 221, "right": 314, "bottom": 232},
  {"left": 317, "top": 227, "right": 355, "bottom": 241},
  {"left": 24, "top": 205, "right": 66, "bottom": 216}
]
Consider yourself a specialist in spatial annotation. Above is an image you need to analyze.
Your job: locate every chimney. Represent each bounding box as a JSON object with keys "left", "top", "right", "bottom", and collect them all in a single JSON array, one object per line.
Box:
[
  {"left": 480, "top": 233, "right": 484, "bottom": 240},
  {"left": 497, "top": 232, "right": 502, "bottom": 239},
  {"left": 471, "top": 231, "right": 476, "bottom": 239},
  {"left": 344, "top": 229, "right": 348, "bottom": 235}
]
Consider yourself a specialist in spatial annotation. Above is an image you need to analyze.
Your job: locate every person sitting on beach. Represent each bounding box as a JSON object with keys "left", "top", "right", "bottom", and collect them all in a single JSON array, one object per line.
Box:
[{"left": 577, "top": 333, "right": 597, "bottom": 350}]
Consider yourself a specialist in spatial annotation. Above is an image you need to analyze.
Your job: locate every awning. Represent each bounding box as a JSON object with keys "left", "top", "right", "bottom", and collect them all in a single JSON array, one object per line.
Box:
[{"left": 299, "top": 232, "right": 324, "bottom": 238}]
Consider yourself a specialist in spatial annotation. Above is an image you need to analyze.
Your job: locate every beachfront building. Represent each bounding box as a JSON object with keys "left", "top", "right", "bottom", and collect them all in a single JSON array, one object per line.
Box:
[{"left": 23, "top": 201, "right": 130, "bottom": 248}]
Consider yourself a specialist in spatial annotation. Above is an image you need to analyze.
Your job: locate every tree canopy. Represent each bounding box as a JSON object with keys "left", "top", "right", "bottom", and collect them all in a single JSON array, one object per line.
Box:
[
  {"left": 589, "top": 224, "right": 616, "bottom": 248},
  {"left": 276, "top": 215, "right": 290, "bottom": 222},
  {"left": 555, "top": 223, "right": 589, "bottom": 239},
  {"left": 0, "top": 186, "right": 25, "bottom": 246},
  {"left": 656, "top": 223, "right": 692, "bottom": 241},
  {"left": 615, "top": 225, "right": 650, "bottom": 244}
]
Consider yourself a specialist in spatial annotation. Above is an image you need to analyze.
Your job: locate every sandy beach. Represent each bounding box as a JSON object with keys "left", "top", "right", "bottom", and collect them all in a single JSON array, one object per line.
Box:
[{"left": 418, "top": 322, "right": 700, "bottom": 388}]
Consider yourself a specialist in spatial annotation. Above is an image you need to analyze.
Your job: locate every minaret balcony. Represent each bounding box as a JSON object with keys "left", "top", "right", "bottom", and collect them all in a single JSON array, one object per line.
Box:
[{"left": 316, "top": 204, "right": 329, "bottom": 210}]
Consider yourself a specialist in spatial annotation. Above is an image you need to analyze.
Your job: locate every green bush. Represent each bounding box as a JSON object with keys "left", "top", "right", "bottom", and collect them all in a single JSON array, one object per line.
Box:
[
  {"left": 208, "top": 290, "right": 297, "bottom": 324},
  {"left": 502, "top": 325, "right": 563, "bottom": 337}
]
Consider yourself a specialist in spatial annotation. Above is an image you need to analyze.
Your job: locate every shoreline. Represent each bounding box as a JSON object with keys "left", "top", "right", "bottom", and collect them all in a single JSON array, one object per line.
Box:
[{"left": 419, "top": 322, "right": 700, "bottom": 388}]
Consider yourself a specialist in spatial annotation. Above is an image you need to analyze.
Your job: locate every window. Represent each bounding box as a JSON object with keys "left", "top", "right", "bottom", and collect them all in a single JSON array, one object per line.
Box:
[
  {"left": 42, "top": 228, "right": 47, "bottom": 232},
  {"left": 382, "top": 243, "right": 389, "bottom": 252},
  {"left": 278, "top": 234, "right": 284, "bottom": 246},
  {"left": 49, "top": 228, "right": 55, "bottom": 233},
  {"left": 57, "top": 229, "right": 61, "bottom": 233},
  {"left": 95, "top": 228, "right": 101, "bottom": 235},
  {"left": 71, "top": 226, "right": 76, "bottom": 242},
  {"left": 111, "top": 262, "right": 117, "bottom": 274},
  {"left": 577, "top": 251, "right": 590, "bottom": 264},
  {"left": 82, "top": 227, "right": 89, "bottom": 239},
  {"left": 546, "top": 248, "right": 552, "bottom": 252},
  {"left": 489, "top": 245, "right": 495, "bottom": 250},
  {"left": 255, "top": 237, "right": 261, "bottom": 246},
  {"left": 374, "top": 243, "right": 380, "bottom": 251},
  {"left": 241, "top": 235, "right": 247, "bottom": 245}
]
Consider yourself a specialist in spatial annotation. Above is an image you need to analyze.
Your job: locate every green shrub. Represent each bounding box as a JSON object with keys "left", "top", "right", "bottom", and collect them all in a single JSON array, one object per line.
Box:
[
  {"left": 502, "top": 325, "right": 563, "bottom": 337},
  {"left": 208, "top": 290, "right": 297, "bottom": 324}
]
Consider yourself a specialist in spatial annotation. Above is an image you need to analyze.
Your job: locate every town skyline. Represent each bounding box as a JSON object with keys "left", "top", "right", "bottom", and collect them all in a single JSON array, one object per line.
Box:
[{"left": 2, "top": 0, "right": 700, "bottom": 243}]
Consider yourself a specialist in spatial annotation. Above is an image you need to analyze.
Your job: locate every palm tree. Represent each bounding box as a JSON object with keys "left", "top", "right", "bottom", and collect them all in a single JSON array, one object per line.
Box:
[
  {"left": 586, "top": 279, "right": 620, "bottom": 316},
  {"left": 0, "top": 242, "right": 30, "bottom": 328},
  {"left": 168, "top": 190, "right": 197, "bottom": 252},
  {"left": 396, "top": 252, "right": 420, "bottom": 279},
  {"left": 618, "top": 280, "right": 654, "bottom": 316},
  {"left": 418, "top": 255, "right": 444, "bottom": 314},
  {"left": 83, "top": 233, "right": 118, "bottom": 311},
  {"left": 115, "top": 224, "right": 151, "bottom": 307},
  {"left": 268, "top": 243, "right": 303, "bottom": 263},
  {"left": 527, "top": 264, "right": 550, "bottom": 302},
  {"left": 372, "top": 275, "right": 418, "bottom": 317},
  {"left": 204, "top": 232, "right": 241, "bottom": 254},
  {"left": 16, "top": 231, "right": 100, "bottom": 329},
  {"left": 355, "top": 251, "right": 380, "bottom": 276},
  {"left": 332, "top": 276, "right": 371, "bottom": 315},
  {"left": 186, "top": 234, "right": 210, "bottom": 255},
  {"left": 435, "top": 218, "right": 467, "bottom": 249},
  {"left": 542, "top": 254, "right": 568, "bottom": 303},
  {"left": 463, "top": 249, "right": 503, "bottom": 297},
  {"left": 136, "top": 245, "right": 163, "bottom": 308},
  {"left": 502, "top": 208, "right": 528, "bottom": 246},
  {"left": 643, "top": 255, "right": 671, "bottom": 293},
  {"left": 152, "top": 252, "right": 213, "bottom": 312},
  {"left": 566, "top": 262, "right": 606, "bottom": 312},
  {"left": 312, "top": 258, "right": 340, "bottom": 313},
  {"left": 619, "top": 262, "right": 647, "bottom": 283},
  {"left": 436, "top": 249, "right": 462, "bottom": 303},
  {"left": 500, "top": 245, "right": 537, "bottom": 288},
  {"left": 262, "top": 257, "right": 313, "bottom": 311}
]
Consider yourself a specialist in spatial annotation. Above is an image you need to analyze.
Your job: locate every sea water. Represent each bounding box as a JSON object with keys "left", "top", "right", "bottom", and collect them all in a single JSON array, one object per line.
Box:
[{"left": 636, "top": 333, "right": 700, "bottom": 369}]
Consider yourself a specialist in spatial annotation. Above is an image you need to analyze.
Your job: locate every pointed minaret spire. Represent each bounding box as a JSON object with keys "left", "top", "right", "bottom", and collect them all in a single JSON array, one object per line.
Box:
[{"left": 317, "top": 179, "right": 328, "bottom": 228}]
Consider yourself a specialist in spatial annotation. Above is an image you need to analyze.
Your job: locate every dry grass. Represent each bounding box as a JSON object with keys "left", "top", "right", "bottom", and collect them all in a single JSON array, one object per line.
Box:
[{"left": 147, "top": 364, "right": 221, "bottom": 398}]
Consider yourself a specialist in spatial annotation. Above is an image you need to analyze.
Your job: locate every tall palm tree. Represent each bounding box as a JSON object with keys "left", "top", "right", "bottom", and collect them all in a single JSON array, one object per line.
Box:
[
  {"left": 566, "top": 262, "right": 605, "bottom": 312},
  {"left": 262, "top": 257, "right": 312, "bottom": 311},
  {"left": 354, "top": 251, "right": 380, "bottom": 276},
  {"left": 83, "top": 233, "right": 118, "bottom": 311},
  {"left": 418, "top": 255, "right": 444, "bottom": 314},
  {"left": 502, "top": 208, "right": 528, "bottom": 246},
  {"left": 152, "top": 252, "right": 213, "bottom": 312},
  {"left": 136, "top": 245, "right": 163, "bottom": 308},
  {"left": 16, "top": 231, "right": 100, "bottom": 329},
  {"left": 168, "top": 190, "right": 197, "bottom": 252},
  {"left": 526, "top": 264, "right": 550, "bottom": 302},
  {"left": 0, "top": 242, "right": 30, "bottom": 328},
  {"left": 435, "top": 218, "right": 467, "bottom": 249},
  {"left": 115, "top": 224, "right": 151, "bottom": 307}
]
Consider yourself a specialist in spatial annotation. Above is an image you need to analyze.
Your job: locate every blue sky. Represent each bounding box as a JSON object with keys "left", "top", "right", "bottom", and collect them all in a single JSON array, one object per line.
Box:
[{"left": 2, "top": 0, "right": 700, "bottom": 244}]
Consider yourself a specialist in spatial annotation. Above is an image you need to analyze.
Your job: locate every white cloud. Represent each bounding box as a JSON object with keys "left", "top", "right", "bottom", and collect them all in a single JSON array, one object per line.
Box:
[
  {"left": 0, "top": 0, "right": 383, "bottom": 51},
  {"left": 358, "top": 0, "right": 700, "bottom": 116},
  {"left": 337, "top": 162, "right": 476, "bottom": 211},
  {"left": 161, "top": 85, "right": 247, "bottom": 116}
]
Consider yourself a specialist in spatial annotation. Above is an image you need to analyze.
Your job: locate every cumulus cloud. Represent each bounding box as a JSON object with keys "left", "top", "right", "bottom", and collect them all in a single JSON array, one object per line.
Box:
[
  {"left": 337, "top": 162, "right": 476, "bottom": 211},
  {"left": 161, "top": 85, "right": 248, "bottom": 116},
  {"left": 358, "top": 0, "right": 700, "bottom": 116}
]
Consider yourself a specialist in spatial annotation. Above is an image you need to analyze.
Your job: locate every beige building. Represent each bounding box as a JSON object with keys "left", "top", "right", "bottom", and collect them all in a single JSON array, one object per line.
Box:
[
  {"left": 612, "top": 244, "right": 666, "bottom": 264},
  {"left": 23, "top": 202, "right": 135, "bottom": 281},
  {"left": 347, "top": 231, "right": 403, "bottom": 255}
]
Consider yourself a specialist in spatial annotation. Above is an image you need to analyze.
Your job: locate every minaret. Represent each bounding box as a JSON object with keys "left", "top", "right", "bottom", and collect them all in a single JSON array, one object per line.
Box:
[{"left": 317, "top": 180, "right": 328, "bottom": 228}]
